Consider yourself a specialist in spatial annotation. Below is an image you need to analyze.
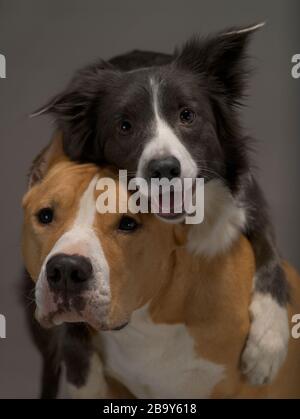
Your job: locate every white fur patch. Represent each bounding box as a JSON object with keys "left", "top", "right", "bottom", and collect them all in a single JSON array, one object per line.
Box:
[
  {"left": 241, "top": 291, "right": 289, "bottom": 385},
  {"left": 187, "top": 179, "right": 246, "bottom": 257},
  {"left": 97, "top": 305, "right": 225, "bottom": 398},
  {"left": 136, "top": 78, "right": 198, "bottom": 180}
]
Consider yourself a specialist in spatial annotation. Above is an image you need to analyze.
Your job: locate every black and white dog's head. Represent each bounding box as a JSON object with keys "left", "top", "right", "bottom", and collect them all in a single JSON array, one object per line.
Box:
[{"left": 33, "top": 24, "right": 263, "bottom": 220}]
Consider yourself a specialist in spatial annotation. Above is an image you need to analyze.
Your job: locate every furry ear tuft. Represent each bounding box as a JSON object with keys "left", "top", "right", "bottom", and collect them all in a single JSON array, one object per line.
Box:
[{"left": 175, "top": 23, "right": 264, "bottom": 103}]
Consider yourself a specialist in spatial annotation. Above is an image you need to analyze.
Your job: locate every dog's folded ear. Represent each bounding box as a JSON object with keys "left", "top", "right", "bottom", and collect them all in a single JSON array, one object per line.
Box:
[
  {"left": 30, "top": 59, "right": 117, "bottom": 163},
  {"left": 175, "top": 23, "right": 265, "bottom": 104},
  {"left": 28, "top": 131, "right": 66, "bottom": 189}
]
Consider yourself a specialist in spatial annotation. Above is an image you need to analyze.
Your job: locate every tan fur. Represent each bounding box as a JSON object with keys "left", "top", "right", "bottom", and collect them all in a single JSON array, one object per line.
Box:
[{"left": 22, "top": 150, "right": 300, "bottom": 398}]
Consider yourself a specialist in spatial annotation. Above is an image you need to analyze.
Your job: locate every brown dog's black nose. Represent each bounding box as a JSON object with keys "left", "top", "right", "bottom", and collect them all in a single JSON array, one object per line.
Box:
[
  {"left": 46, "top": 254, "right": 93, "bottom": 292},
  {"left": 147, "top": 157, "right": 181, "bottom": 180}
]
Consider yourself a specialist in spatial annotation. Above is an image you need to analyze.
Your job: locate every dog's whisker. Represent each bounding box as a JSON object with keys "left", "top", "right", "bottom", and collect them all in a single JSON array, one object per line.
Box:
[
  {"left": 196, "top": 166, "right": 226, "bottom": 182},
  {"left": 25, "top": 297, "right": 36, "bottom": 308},
  {"left": 193, "top": 159, "right": 226, "bottom": 166}
]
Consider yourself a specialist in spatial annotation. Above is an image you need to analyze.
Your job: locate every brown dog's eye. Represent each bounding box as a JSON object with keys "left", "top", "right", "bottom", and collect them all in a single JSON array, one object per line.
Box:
[
  {"left": 179, "top": 108, "right": 195, "bottom": 124},
  {"left": 119, "top": 120, "right": 132, "bottom": 135},
  {"left": 37, "top": 208, "right": 54, "bottom": 225},
  {"left": 118, "top": 216, "right": 138, "bottom": 232}
]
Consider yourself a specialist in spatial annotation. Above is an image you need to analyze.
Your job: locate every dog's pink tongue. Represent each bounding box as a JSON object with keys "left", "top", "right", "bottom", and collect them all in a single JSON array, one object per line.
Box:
[
  {"left": 158, "top": 191, "right": 175, "bottom": 215},
  {"left": 152, "top": 192, "right": 175, "bottom": 216},
  {"left": 158, "top": 190, "right": 186, "bottom": 216}
]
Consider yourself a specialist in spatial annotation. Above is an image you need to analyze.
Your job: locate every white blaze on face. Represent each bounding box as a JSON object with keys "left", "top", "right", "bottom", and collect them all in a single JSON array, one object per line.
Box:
[
  {"left": 35, "top": 175, "right": 111, "bottom": 327},
  {"left": 136, "top": 78, "right": 198, "bottom": 180}
]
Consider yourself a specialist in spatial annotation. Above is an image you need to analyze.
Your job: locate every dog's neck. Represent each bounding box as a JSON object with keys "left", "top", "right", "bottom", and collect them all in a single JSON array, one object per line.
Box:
[{"left": 144, "top": 234, "right": 255, "bottom": 329}]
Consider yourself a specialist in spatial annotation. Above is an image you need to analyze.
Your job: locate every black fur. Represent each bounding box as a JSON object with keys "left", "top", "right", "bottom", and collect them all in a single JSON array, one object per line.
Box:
[{"left": 109, "top": 49, "right": 172, "bottom": 71}]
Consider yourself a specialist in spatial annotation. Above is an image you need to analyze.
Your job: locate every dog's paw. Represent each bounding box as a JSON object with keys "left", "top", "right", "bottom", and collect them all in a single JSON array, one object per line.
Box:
[{"left": 241, "top": 293, "right": 289, "bottom": 386}]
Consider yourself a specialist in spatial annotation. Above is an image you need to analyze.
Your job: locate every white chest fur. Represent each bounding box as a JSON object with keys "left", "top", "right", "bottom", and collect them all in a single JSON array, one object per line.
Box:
[
  {"left": 187, "top": 179, "right": 246, "bottom": 258},
  {"left": 96, "top": 305, "right": 225, "bottom": 398}
]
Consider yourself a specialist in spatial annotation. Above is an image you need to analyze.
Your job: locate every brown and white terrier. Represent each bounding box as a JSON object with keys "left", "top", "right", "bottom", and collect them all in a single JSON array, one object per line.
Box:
[{"left": 22, "top": 136, "right": 300, "bottom": 398}]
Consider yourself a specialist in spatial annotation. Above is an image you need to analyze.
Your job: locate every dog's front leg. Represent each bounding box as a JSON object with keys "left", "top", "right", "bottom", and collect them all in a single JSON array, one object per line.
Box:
[{"left": 240, "top": 179, "right": 290, "bottom": 386}]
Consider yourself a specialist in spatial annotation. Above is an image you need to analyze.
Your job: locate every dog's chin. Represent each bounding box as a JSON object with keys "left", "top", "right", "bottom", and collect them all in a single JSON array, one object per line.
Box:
[
  {"left": 35, "top": 308, "right": 129, "bottom": 332},
  {"left": 102, "top": 321, "right": 129, "bottom": 331}
]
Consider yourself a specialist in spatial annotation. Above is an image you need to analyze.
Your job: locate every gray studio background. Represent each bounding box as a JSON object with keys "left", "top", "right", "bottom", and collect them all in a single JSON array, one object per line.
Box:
[{"left": 0, "top": 0, "right": 299, "bottom": 398}]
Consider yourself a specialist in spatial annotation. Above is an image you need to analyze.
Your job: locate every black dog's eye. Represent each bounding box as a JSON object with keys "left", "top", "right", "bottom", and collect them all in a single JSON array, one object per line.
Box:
[
  {"left": 179, "top": 108, "right": 196, "bottom": 124},
  {"left": 118, "top": 216, "right": 139, "bottom": 232},
  {"left": 119, "top": 120, "right": 132, "bottom": 135},
  {"left": 37, "top": 208, "right": 54, "bottom": 225}
]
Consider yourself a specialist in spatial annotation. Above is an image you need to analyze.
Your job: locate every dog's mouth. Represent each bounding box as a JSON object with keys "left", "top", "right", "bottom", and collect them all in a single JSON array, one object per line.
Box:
[
  {"left": 36, "top": 309, "right": 102, "bottom": 330},
  {"left": 109, "top": 321, "right": 129, "bottom": 331},
  {"left": 151, "top": 180, "right": 196, "bottom": 222},
  {"left": 36, "top": 308, "right": 129, "bottom": 332},
  {"left": 35, "top": 287, "right": 127, "bottom": 332},
  {"left": 156, "top": 196, "right": 186, "bottom": 222}
]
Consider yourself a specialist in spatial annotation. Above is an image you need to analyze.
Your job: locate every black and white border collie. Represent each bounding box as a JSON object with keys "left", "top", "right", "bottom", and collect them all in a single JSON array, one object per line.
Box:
[{"left": 32, "top": 23, "right": 289, "bottom": 387}]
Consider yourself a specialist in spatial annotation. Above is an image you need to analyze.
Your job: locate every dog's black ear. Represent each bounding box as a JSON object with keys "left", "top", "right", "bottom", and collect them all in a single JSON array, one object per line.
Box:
[
  {"left": 31, "top": 60, "right": 116, "bottom": 162},
  {"left": 175, "top": 23, "right": 264, "bottom": 103}
]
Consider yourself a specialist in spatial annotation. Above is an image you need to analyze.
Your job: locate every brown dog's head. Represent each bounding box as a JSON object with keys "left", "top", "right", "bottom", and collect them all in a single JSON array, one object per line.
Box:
[{"left": 22, "top": 138, "right": 181, "bottom": 331}]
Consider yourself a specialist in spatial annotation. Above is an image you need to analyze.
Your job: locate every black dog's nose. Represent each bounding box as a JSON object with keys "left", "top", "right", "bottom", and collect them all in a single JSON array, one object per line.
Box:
[
  {"left": 147, "top": 157, "right": 181, "bottom": 180},
  {"left": 46, "top": 254, "right": 93, "bottom": 292}
]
